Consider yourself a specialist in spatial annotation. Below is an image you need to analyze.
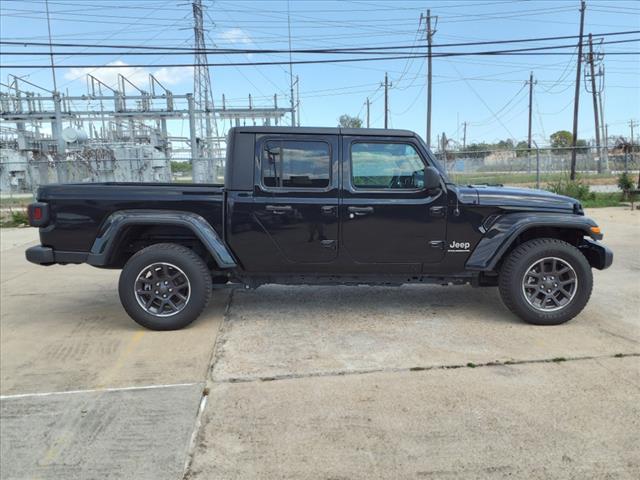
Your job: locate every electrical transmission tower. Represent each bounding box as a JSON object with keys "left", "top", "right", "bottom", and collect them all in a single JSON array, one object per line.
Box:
[{"left": 192, "top": 0, "right": 219, "bottom": 182}]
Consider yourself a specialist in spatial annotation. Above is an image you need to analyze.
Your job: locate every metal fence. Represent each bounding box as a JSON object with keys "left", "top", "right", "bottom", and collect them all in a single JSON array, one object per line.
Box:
[{"left": 434, "top": 147, "right": 639, "bottom": 188}]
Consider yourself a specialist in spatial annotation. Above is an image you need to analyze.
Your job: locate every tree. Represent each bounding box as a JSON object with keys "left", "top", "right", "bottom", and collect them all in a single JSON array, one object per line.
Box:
[
  {"left": 495, "top": 139, "right": 514, "bottom": 150},
  {"left": 550, "top": 130, "right": 574, "bottom": 154},
  {"left": 171, "top": 160, "right": 191, "bottom": 175},
  {"left": 338, "top": 114, "right": 363, "bottom": 128},
  {"left": 575, "top": 139, "right": 589, "bottom": 154},
  {"left": 461, "top": 142, "right": 491, "bottom": 158},
  {"left": 550, "top": 130, "right": 590, "bottom": 155},
  {"left": 515, "top": 140, "right": 530, "bottom": 157}
]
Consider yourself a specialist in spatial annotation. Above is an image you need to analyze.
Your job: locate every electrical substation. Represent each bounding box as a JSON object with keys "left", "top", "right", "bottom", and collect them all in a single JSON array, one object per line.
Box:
[{"left": 0, "top": 0, "right": 293, "bottom": 193}]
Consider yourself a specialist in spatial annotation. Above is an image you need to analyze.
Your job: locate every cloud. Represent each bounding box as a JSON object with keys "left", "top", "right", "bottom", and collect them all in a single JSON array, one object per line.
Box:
[
  {"left": 64, "top": 60, "right": 193, "bottom": 91},
  {"left": 218, "top": 28, "right": 252, "bottom": 47}
]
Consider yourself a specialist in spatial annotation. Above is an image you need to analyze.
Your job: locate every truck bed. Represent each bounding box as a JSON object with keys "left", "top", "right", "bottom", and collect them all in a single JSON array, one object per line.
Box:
[{"left": 37, "top": 182, "right": 225, "bottom": 253}]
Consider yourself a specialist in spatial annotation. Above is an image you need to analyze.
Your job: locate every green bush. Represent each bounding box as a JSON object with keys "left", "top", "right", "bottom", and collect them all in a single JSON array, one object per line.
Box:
[
  {"left": 546, "top": 178, "right": 595, "bottom": 201},
  {"left": 0, "top": 209, "right": 29, "bottom": 228},
  {"left": 617, "top": 172, "right": 635, "bottom": 192}
]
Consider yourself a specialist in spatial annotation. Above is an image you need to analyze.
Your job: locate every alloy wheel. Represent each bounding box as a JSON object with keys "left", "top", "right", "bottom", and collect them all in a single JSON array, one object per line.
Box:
[
  {"left": 521, "top": 256, "right": 578, "bottom": 312},
  {"left": 134, "top": 262, "right": 191, "bottom": 317}
]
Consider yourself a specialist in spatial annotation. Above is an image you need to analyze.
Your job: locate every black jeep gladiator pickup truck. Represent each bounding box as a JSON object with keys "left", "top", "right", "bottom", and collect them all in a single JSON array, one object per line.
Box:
[{"left": 26, "top": 127, "right": 612, "bottom": 330}]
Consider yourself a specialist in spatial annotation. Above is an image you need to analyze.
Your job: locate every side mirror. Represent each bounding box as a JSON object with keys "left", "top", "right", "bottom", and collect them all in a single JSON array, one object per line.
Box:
[{"left": 423, "top": 166, "right": 442, "bottom": 191}]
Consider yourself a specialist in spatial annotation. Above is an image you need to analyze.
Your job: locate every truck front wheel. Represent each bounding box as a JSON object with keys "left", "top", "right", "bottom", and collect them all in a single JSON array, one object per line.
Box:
[
  {"left": 118, "top": 243, "right": 212, "bottom": 330},
  {"left": 498, "top": 238, "right": 593, "bottom": 325}
]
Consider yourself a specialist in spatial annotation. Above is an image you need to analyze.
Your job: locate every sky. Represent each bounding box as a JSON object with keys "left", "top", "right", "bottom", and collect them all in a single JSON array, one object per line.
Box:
[{"left": 1, "top": 0, "right": 639, "bottom": 148}]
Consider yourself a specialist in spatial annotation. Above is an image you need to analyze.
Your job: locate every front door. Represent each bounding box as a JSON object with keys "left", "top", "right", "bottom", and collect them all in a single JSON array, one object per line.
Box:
[
  {"left": 340, "top": 136, "right": 447, "bottom": 272},
  {"left": 249, "top": 133, "right": 339, "bottom": 271}
]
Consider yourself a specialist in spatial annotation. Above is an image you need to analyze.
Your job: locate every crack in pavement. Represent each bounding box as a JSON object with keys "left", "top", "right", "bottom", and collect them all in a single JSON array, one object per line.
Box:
[
  {"left": 180, "top": 288, "right": 639, "bottom": 478},
  {"left": 211, "top": 352, "right": 640, "bottom": 385},
  {"left": 181, "top": 289, "right": 235, "bottom": 480}
]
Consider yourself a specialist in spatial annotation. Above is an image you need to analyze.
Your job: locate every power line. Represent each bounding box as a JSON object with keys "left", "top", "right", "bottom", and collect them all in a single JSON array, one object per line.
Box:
[
  {"left": 445, "top": 58, "right": 517, "bottom": 140},
  {"left": 4, "top": 40, "right": 637, "bottom": 70},
  {"left": 469, "top": 83, "right": 528, "bottom": 126},
  {"left": 4, "top": 30, "right": 637, "bottom": 53}
]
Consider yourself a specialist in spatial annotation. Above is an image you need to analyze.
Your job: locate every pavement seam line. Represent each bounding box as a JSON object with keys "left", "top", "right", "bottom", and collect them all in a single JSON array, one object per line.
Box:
[
  {"left": 181, "top": 288, "right": 235, "bottom": 480},
  {"left": 211, "top": 352, "right": 640, "bottom": 385},
  {"left": 0, "top": 382, "right": 203, "bottom": 400}
]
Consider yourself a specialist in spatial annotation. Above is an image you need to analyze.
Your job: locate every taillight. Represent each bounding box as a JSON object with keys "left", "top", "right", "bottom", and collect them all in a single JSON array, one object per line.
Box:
[{"left": 27, "top": 202, "right": 49, "bottom": 227}]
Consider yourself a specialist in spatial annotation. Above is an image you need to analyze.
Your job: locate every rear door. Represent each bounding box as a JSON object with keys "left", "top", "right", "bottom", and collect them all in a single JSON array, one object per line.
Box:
[
  {"left": 248, "top": 133, "right": 339, "bottom": 270},
  {"left": 340, "top": 135, "right": 447, "bottom": 271}
]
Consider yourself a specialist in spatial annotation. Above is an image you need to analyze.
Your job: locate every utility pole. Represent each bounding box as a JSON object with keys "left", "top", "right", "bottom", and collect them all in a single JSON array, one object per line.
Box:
[
  {"left": 295, "top": 75, "right": 300, "bottom": 126},
  {"left": 586, "top": 33, "right": 602, "bottom": 172},
  {"left": 632, "top": 120, "right": 640, "bottom": 186},
  {"left": 462, "top": 121, "right": 467, "bottom": 150},
  {"left": 366, "top": 97, "right": 371, "bottom": 128},
  {"left": 287, "top": 0, "right": 296, "bottom": 127},
  {"left": 598, "top": 64, "right": 608, "bottom": 171},
  {"left": 421, "top": 10, "right": 437, "bottom": 148},
  {"left": 570, "top": 0, "right": 586, "bottom": 180},
  {"left": 526, "top": 71, "right": 536, "bottom": 149},
  {"left": 441, "top": 132, "right": 448, "bottom": 174},
  {"left": 382, "top": 72, "right": 392, "bottom": 129}
]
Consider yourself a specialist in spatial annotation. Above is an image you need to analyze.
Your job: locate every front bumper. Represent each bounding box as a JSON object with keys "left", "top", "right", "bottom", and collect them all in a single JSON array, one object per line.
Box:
[
  {"left": 580, "top": 238, "right": 613, "bottom": 270},
  {"left": 25, "top": 245, "right": 88, "bottom": 266}
]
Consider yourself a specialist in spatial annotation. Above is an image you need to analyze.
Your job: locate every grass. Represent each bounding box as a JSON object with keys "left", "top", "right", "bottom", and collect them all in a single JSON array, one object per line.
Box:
[
  {"left": 581, "top": 193, "right": 626, "bottom": 208},
  {"left": 0, "top": 210, "right": 29, "bottom": 228},
  {"left": 449, "top": 172, "right": 620, "bottom": 187},
  {"left": 453, "top": 172, "right": 630, "bottom": 208},
  {"left": 0, "top": 196, "right": 33, "bottom": 209}
]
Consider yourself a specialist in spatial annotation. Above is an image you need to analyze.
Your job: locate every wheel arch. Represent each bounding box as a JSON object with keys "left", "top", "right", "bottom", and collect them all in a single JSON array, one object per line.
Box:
[
  {"left": 466, "top": 212, "right": 602, "bottom": 272},
  {"left": 86, "top": 209, "right": 237, "bottom": 269}
]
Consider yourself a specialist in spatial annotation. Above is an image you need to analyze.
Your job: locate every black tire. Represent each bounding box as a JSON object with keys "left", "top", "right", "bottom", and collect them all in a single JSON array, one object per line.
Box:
[
  {"left": 498, "top": 238, "right": 593, "bottom": 325},
  {"left": 118, "top": 243, "right": 212, "bottom": 330}
]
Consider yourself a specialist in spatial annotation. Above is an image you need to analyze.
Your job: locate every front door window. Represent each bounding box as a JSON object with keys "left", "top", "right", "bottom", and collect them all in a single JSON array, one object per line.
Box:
[{"left": 351, "top": 142, "right": 425, "bottom": 190}]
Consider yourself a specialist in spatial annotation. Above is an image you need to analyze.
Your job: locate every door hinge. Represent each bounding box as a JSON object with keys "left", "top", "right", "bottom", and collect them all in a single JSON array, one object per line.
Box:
[{"left": 429, "top": 240, "right": 445, "bottom": 250}]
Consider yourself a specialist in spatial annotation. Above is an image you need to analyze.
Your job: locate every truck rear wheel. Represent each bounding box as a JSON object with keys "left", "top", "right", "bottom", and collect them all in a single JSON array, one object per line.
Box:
[
  {"left": 118, "top": 243, "right": 212, "bottom": 330},
  {"left": 498, "top": 238, "right": 593, "bottom": 325}
]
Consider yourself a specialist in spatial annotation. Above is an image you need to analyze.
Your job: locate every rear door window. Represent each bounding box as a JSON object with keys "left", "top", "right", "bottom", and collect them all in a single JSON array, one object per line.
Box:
[{"left": 262, "top": 140, "right": 331, "bottom": 189}]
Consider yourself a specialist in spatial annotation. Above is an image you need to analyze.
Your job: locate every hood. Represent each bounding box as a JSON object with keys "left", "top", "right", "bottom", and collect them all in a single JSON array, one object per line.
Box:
[{"left": 473, "top": 185, "right": 582, "bottom": 213}]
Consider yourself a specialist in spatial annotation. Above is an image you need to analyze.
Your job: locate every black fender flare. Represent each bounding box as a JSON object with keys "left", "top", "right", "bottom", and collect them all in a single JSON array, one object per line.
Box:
[
  {"left": 86, "top": 209, "right": 237, "bottom": 268},
  {"left": 465, "top": 212, "right": 601, "bottom": 271}
]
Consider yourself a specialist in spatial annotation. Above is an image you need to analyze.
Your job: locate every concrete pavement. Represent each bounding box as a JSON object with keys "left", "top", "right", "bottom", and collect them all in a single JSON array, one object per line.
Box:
[
  {"left": 189, "top": 357, "right": 639, "bottom": 480},
  {"left": 0, "top": 227, "right": 229, "bottom": 479},
  {"left": 0, "top": 207, "right": 638, "bottom": 479}
]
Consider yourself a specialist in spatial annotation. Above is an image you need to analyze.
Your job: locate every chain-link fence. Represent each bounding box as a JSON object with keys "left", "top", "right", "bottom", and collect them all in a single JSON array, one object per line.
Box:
[
  {"left": 0, "top": 147, "right": 225, "bottom": 197},
  {"left": 434, "top": 146, "right": 639, "bottom": 188},
  {"left": 1, "top": 144, "right": 638, "bottom": 200}
]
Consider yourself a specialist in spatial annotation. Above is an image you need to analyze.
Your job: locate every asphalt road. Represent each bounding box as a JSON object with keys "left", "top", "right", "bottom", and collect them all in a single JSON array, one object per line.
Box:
[{"left": 1, "top": 207, "right": 638, "bottom": 479}]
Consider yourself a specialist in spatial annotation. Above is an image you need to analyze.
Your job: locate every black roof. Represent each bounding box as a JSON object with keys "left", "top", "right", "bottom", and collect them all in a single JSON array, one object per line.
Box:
[{"left": 231, "top": 126, "right": 416, "bottom": 137}]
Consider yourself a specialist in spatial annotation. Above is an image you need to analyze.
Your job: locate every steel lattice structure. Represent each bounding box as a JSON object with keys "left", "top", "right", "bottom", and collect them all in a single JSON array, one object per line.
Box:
[{"left": 192, "top": 0, "right": 220, "bottom": 182}]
